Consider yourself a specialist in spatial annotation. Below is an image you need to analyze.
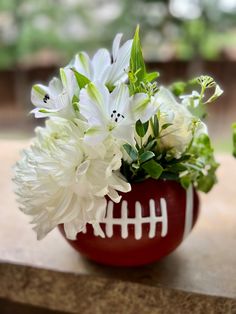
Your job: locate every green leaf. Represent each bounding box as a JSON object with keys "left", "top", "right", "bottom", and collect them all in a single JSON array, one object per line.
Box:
[
  {"left": 145, "top": 138, "right": 157, "bottom": 151},
  {"left": 170, "top": 81, "right": 186, "bottom": 96},
  {"left": 142, "top": 160, "right": 163, "bottom": 179},
  {"left": 72, "top": 95, "right": 79, "bottom": 103},
  {"left": 232, "top": 123, "right": 236, "bottom": 158},
  {"left": 168, "top": 155, "right": 191, "bottom": 164},
  {"left": 135, "top": 120, "right": 149, "bottom": 137},
  {"left": 161, "top": 123, "right": 172, "bottom": 130},
  {"left": 145, "top": 71, "right": 159, "bottom": 83},
  {"left": 180, "top": 176, "right": 192, "bottom": 189},
  {"left": 197, "top": 170, "right": 217, "bottom": 193},
  {"left": 123, "top": 143, "right": 138, "bottom": 161},
  {"left": 139, "top": 151, "right": 155, "bottom": 164},
  {"left": 153, "top": 115, "right": 159, "bottom": 137},
  {"left": 72, "top": 102, "right": 79, "bottom": 112},
  {"left": 160, "top": 171, "right": 179, "bottom": 180},
  {"left": 130, "top": 25, "right": 146, "bottom": 85},
  {"left": 71, "top": 68, "right": 90, "bottom": 89},
  {"left": 167, "top": 163, "right": 187, "bottom": 173}
]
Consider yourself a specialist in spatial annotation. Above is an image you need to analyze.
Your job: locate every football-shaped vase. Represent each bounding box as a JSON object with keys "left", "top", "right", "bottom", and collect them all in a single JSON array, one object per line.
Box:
[{"left": 59, "top": 179, "right": 199, "bottom": 266}]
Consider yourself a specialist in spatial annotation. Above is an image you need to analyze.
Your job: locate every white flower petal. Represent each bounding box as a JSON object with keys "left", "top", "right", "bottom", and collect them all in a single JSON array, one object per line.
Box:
[
  {"left": 48, "top": 77, "right": 63, "bottom": 97},
  {"left": 30, "top": 108, "right": 61, "bottom": 118},
  {"left": 110, "top": 84, "right": 130, "bottom": 115},
  {"left": 60, "top": 68, "right": 78, "bottom": 100},
  {"left": 91, "top": 48, "right": 111, "bottom": 82},
  {"left": 112, "top": 124, "right": 135, "bottom": 145},
  {"left": 107, "top": 187, "right": 121, "bottom": 203},
  {"left": 74, "top": 52, "right": 93, "bottom": 79},
  {"left": 80, "top": 82, "right": 110, "bottom": 125},
  {"left": 106, "top": 39, "right": 133, "bottom": 86},
  {"left": 31, "top": 84, "right": 51, "bottom": 108},
  {"left": 84, "top": 126, "right": 107, "bottom": 145},
  {"left": 108, "top": 172, "right": 131, "bottom": 193},
  {"left": 112, "top": 33, "right": 123, "bottom": 61}
]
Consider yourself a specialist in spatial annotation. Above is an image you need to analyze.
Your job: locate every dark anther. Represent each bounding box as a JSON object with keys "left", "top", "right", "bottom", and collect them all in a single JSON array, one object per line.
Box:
[
  {"left": 113, "top": 110, "right": 116, "bottom": 113},
  {"left": 115, "top": 118, "right": 118, "bottom": 122},
  {"left": 122, "top": 115, "right": 125, "bottom": 118},
  {"left": 117, "top": 113, "right": 121, "bottom": 117},
  {"left": 111, "top": 114, "right": 114, "bottom": 118},
  {"left": 43, "top": 94, "right": 50, "bottom": 103}
]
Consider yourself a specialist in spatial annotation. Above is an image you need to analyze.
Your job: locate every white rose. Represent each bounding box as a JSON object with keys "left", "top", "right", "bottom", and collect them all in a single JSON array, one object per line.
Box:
[{"left": 155, "top": 87, "right": 207, "bottom": 158}]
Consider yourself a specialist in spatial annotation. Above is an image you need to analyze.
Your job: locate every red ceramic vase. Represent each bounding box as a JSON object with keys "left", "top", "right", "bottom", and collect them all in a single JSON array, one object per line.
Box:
[{"left": 59, "top": 179, "right": 199, "bottom": 266}]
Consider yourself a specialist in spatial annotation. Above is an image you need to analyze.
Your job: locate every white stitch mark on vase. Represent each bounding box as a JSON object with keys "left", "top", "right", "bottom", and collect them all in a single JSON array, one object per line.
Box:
[
  {"left": 82, "top": 198, "right": 169, "bottom": 240},
  {"left": 183, "top": 185, "right": 194, "bottom": 239}
]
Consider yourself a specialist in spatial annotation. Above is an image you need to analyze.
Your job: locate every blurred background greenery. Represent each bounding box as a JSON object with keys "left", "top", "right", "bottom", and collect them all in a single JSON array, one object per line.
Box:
[
  {"left": 0, "top": 0, "right": 236, "bottom": 151},
  {"left": 1, "top": 0, "right": 236, "bottom": 67}
]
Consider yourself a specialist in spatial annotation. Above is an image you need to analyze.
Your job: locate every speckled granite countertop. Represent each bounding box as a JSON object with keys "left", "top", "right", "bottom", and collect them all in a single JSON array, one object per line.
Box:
[{"left": 0, "top": 140, "right": 236, "bottom": 313}]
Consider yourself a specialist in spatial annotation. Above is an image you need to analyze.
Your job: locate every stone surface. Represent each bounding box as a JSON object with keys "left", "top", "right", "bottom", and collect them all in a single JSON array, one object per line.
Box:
[
  {"left": 0, "top": 140, "right": 236, "bottom": 313},
  {"left": 0, "top": 263, "right": 235, "bottom": 314}
]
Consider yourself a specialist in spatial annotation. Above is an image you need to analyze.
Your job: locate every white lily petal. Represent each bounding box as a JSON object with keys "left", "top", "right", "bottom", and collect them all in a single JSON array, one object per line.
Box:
[
  {"left": 157, "top": 86, "right": 179, "bottom": 108},
  {"left": 48, "top": 77, "right": 63, "bottom": 97},
  {"left": 112, "top": 124, "right": 135, "bottom": 145},
  {"left": 31, "top": 84, "right": 51, "bottom": 108},
  {"left": 60, "top": 68, "right": 78, "bottom": 100},
  {"left": 106, "top": 39, "right": 133, "bottom": 85},
  {"left": 80, "top": 82, "right": 110, "bottom": 125},
  {"left": 84, "top": 126, "right": 107, "bottom": 145},
  {"left": 112, "top": 33, "right": 123, "bottom": 61},
  {"left": 110, "top": 84, "right": 130, "bottom": 116},
  {"left": 91, "top": 48, "right": 111, "bottom": 82},
  {"left": 74, "top": 52, "right": 93, "bottom": 79},
  {"left": 30, "top": 108, "right": 61, "bottom": 118}
]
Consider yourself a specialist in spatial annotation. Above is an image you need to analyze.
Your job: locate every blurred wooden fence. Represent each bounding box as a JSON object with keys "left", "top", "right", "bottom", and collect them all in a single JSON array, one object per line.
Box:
[{"left": 0, "top": 61, "right": 235, "bottom": 138}]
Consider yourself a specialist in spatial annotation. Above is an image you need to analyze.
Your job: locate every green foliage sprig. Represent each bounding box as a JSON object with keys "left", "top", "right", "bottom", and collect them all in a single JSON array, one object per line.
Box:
[{"left": 121, "top": 26, "right": 223, "bottom": 192}]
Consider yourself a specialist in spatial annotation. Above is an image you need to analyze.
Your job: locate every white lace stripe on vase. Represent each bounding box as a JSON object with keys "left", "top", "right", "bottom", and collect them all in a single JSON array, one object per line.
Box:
[
  {"left": 121, "top": 200, "right": 128, "bottom": 239},
  {"left": 105, "top": 200, "right": 115, "bottom": 238},
  {"left": 160, "top": 198, "right": 168, "bottom": 237},
  {"left": 134, "top": 201, "right": 143, "bottom": 240},
  {"left": 183, "top": 185, "right": 194, "bottom": 239},
  {"left": 81, "top": 198, "right": 168, "bottom": 240},
  {"left": 147, "top": 198, "right": 168, "bottom": 238}
]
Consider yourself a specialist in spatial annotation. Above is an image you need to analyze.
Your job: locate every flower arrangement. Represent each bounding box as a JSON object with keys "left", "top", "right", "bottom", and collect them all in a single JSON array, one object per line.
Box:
[{"left": 14, "top": 27, "right": 223, "bottom": 241}]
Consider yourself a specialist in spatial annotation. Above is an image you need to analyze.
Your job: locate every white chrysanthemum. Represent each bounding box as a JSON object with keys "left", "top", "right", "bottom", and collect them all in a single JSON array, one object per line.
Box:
[
  {"left": 14, "top": 117, "right": 130, "bottom": 240},
  {"left": 156, "top": 87, "right": 208, "bottom": 158}
]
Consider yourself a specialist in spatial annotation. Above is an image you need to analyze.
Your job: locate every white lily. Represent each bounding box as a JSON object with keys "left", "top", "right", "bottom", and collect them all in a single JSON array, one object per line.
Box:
[
  {"left": 72, "top": 33, "right": 132, "bottom": 87},
  {"left": 79, "top": 82, "right": 157, "bottom": 145},
  {"left": 31, "top": 68, "right": 78, "bottom": 119}
]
